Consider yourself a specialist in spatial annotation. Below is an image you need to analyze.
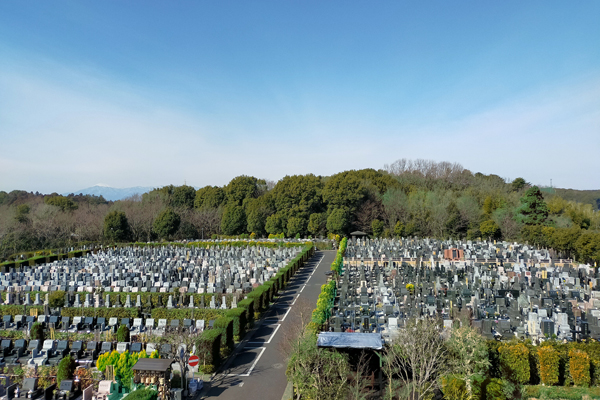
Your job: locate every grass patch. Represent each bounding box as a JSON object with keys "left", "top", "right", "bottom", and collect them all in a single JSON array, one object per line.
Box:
[{"left": 526, "top": 385, "right": 600, "bottom": 399}]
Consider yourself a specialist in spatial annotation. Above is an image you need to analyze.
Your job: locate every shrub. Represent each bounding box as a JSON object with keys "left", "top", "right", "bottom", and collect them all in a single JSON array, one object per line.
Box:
[
  {"left": 121, "top": 388, "right": 157, "bottom": 400},
  {"left": 48, "top": 290, "right": 65, "bottom": 308},
  {"left": 60, "top": 307, "right": 139, "bottom": 319},
  {"left": 30, "top": 322, "right": 45, "bottom": 341},
  {"left": 440, "top": 375, "right": 467, "bottom": 400},
  {"left": 538, "top": 345, "right": 560, "bottom": 385},
  {"left": 486, "top": 378, "right": 506, "bottom": 400},
  {"left": 97, "top": 350, "right": 120, "bottom": 373},
  {"left": 569, "top": 349, "right": 591, "bottom": 387},
  {"left": 150, "top": 308, "right": 225, "bottom": 323},
  {"left": 57, "top": 355, "right": 76, "bottom": 385},
  {"left": 117, "top": 325, "right": 130, "bottom": 342},
  {"left": 498, "top": 342, "right": 530, "bottom": 384}
]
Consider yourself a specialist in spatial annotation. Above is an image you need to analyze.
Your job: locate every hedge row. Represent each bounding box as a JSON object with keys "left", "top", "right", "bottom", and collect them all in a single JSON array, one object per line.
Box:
[
  {"left": 194, "top": 243, "right": 314, "bottom": 374},
  {"left": 60, "top": 307, "right": 140, "bottom": 319},
  {"left": 487, "top": 340, "right": 600, "bottom": 388},
  {"left": 150, "top": 308, "right": 226, "bottom": 323},
  {"left": 0, "top": 305, "right": 44, "bottom": 318},
  {"left": 309, "top": 239, "right": 346, "bottom": 332},
  {"left": 329, "top": 237, "right": 347, "bottom": 276}
]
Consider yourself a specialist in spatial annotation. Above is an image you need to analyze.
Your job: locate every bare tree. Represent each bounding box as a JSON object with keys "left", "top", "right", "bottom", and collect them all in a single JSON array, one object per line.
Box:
[
  {"left": 383, "top": 318, "right": 448, "bottom": 400},
  {"left": 157, "top": 327, "right": 204, "bottom": 392}
]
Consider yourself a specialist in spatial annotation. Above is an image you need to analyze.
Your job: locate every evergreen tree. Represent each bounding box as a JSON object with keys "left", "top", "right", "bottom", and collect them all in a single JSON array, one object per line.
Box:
[
  {"left": 104, "top": 211, "right": 131, "bottom": 241},
  {"left": 518, "top": 186, "right": 549, "bottom": 225},
  {"left": 153, "top": 208, "right": 181, "bottom": 239}
]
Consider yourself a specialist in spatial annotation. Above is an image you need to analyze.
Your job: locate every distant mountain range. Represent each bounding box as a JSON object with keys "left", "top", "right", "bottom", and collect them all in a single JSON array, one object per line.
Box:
[{"left": 64, "top": 185, "right": 154, "bottom": 201}]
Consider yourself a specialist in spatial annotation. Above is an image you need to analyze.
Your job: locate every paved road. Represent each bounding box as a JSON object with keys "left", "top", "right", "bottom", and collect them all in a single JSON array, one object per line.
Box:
[{"left": 204, "top": 250, "right": 337, "bottom": 400}]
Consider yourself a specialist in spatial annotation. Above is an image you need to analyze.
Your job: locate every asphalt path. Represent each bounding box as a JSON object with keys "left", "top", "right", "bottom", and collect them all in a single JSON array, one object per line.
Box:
[{"left": 203, "top": 250, "right": 337, "bottom": 400}]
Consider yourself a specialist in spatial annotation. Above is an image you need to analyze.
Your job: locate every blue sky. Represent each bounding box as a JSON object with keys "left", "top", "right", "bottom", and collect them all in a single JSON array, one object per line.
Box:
[{"left": 1, "top": 1, "right": 599, "bottom": 193}]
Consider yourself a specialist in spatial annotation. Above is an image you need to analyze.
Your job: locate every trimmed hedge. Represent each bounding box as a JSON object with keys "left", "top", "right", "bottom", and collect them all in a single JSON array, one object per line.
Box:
[
  {"left": 196, "top": 329, "right": 222, "bottom": 374},
  {"left": 0, "top": 305, "right": 44, "bottom": 317},
  {"left": 60, "top": 307, "right": 139, "bottom": 319},
  {"left": 569, "top": 349, "right": 591, "bottom": 387},
  {"left": 237, "top": 299, "right": 254, "bottom": 326},
  {"left": 150, "top": 308, "right": 226, "bottom": 323},
  {"left": 499, "top": 342, "right": 530, "bottom": 384},
  {"left": 214, "top": 317, "right": 234, "bottom": 352},
  {"left": 225, "top": 308, "right": 247, "bottom": 339},
  {"left": 538, "top": 345, "right": 560, "bottom": 385}
]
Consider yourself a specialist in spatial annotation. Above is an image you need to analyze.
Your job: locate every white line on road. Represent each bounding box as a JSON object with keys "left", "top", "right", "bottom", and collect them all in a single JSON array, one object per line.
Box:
[
  {"left": 244, "top": 347, "right": 266, "bottom": 376},
  {"left": 291, "top": 294, "right": 300, "bottom": 305},
  {"left": 224, "top": 347, "right": 266, "bottom": 377},
  {"left": 281, "top": 308, "right": 292, "bottom": 321},
  {"left": 247, "top": 324, "right": 281, "bottom": 345},
  {"left": 299, "top": 285, "right": 305, "bottom": 293}
]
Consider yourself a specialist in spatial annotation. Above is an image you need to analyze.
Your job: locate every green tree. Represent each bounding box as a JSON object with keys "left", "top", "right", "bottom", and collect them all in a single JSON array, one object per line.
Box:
[
  {"left": 271, "top": 174, "right": 324, "bottom": 222},
  {"left": 326, "top": 209, "right": 349, "bottom": 235},
  {"left": 480, "top": 220, "right": 501, "bottom": 240},
  {"left": 245, "top": 198, "right": 272, "bottom": 236},
  {"left": 225, "top": 176, "right": 259, "bottom": 206},
  {"left": 153, "top": 208, "right": 181, "bottom": 239},
  {"left": 371, "top": 219, "right": 384, "bottom": 237},
  {"left": 518, "top": 186, "right": 549, "bottom": 225},
  {"left": 171, "top": 185, "right": 196, "bottom": 209},
  {"left": 194, "top": 186, "right": 226, "bottom": 209},
  {"left": 394, "top": 221, "right": 404, "bottom": 237},
  {"left": 49, "top": 290, "right": 65, "bottom": 308},
  {"left": 444, "top": 326, "right": 490, "bottom": 398},
  {"left": 30, "top": 322, "right": 45, "bottom": 341},
  {"left": 511, "top": 177, "right": 527, "bottom": 192},
  {"left": 220, "top": 205, "right": 246, "bottom": 235},
  {"left": 117, "top": 325, "right": 130, "bottom": 342},
  {"left": 265, "top": 214, "right": 284, "bottom": 235},
  {"left": 308, "top": 213, "right": 326, "bottom": 237},
  {"left": 103, "top": 211, "right": 131, "bottom": 242},
  {"left": 44, "top": 196, "right": 78, "bottom": 211},
  {"left": 15, "top": 204, "right": 30, "bottom": 223},
  {"left": 322, "top": 171, "right": 368, "bottom": 214},
  {"left": 57, "top": 355, "right": 76, "bottom": 385},
  {"left": 287, "top": 217, "right": 306, "bottom": 238}
]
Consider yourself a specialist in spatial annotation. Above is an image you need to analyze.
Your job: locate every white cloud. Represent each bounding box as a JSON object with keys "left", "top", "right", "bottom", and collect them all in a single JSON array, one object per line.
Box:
[{"left": 0, "top": 57, "right": 598, "bottom": 193}]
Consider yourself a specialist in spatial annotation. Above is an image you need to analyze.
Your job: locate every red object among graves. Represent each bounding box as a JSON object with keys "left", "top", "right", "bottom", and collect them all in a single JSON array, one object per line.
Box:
[
  {"left": 443, "top": 248, "right": 464, "bottom": 261},
  {"left": 188, "top": 355, "right": 199, "bottom": 367}
]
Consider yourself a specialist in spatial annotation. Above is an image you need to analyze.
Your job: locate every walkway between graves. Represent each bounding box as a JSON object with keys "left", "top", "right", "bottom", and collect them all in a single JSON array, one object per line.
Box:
[{"left": 203, "top": 250, "right": 337, "bottom": 400}]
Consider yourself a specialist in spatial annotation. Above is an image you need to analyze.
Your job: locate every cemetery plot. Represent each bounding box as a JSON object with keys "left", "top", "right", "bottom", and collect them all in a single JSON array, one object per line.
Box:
[
  {"left": 0, "top": 244, "right": 303, "bottom": 307},
  {"left": 329, "top": 237, "right": 600, "bottom": 343},
  {"left": 0, "top": 243, "right": 306, "bottom": 384}
]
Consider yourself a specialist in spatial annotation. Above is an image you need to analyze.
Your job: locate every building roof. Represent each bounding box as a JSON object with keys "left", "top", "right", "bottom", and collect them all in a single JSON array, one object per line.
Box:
[
  {"left": 350, "top": 231, "right": 368, "bottom": 236},
  {"left": 317, "top": 332, "right": 383, "bottom": 350},
  {"left": 132, "top": 358, "right": 174, "bottom": 372}
]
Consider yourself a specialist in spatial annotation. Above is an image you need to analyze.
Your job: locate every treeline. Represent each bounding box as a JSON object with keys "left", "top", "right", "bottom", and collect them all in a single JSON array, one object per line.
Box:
[{"left": 1, "top": 159, "right": 599, "bottom": 263}]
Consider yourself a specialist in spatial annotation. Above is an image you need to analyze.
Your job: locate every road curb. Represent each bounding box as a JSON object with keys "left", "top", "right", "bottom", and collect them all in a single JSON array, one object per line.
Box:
[{"left": 281, "top": 381, "right": 293, "bottom": 400}]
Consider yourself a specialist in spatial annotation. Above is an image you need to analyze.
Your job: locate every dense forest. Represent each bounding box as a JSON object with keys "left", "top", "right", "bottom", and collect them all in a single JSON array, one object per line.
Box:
[{"left": 1, "top": 159, "right": 599, "bottom": 264}]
